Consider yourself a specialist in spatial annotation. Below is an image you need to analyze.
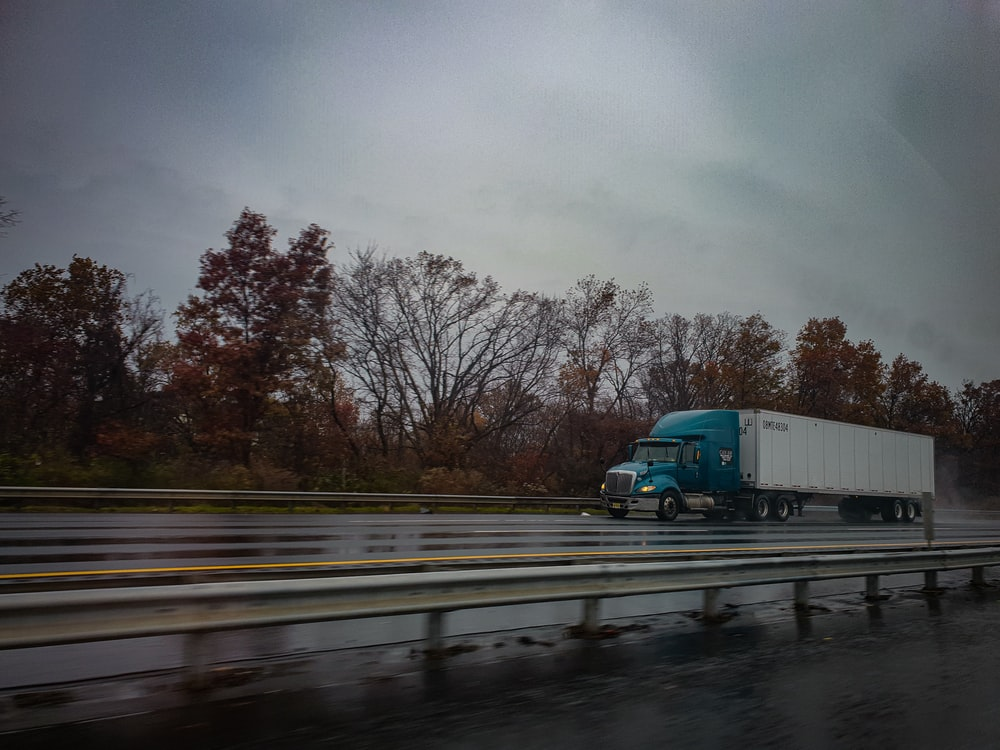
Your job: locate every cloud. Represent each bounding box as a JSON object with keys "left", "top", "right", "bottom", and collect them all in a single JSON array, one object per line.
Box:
[{"left": 1, "top": 0, "right": 997, "bottom": 390}]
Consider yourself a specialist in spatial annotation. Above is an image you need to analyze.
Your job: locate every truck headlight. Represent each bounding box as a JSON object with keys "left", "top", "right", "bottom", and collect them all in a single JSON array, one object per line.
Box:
[{"left": 638, "top": 485, "right": 657, "bottom": 492}]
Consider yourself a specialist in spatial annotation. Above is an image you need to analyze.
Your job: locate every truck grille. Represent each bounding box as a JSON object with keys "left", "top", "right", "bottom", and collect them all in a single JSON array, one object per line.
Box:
[{"left": 605, "top": 470, "right": 636, "bottom": 496}]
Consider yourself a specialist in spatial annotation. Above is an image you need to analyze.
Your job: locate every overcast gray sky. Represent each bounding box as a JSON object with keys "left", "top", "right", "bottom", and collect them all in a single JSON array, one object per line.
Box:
[{"left": 2, "top": 1, "right": 998, "bottom": 390}]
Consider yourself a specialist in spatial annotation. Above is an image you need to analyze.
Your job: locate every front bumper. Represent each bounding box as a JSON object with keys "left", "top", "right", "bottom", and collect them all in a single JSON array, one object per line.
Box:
[{"left": 600, "top": 492, "right": 658, "bottom": 513}]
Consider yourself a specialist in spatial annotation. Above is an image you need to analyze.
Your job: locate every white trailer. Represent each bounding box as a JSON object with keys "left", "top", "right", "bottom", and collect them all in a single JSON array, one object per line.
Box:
[{"left": 737, "top": 409, "right": 934, "bottom": 522}]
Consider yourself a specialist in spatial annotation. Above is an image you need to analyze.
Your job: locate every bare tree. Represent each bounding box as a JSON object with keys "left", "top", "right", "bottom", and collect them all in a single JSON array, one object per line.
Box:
[
  {"left": 645, "top": 313, "right": 695, "bottom": 415},
  {"left": 332, "top": 248, "right": 562, "bottom": 468},
  {"left": 559, "top": 275, "right": 655, "bottom": 418},
  {"left": 645, "top": 312, "right": 738, "bottom": 413},
  {"left": 687, "top": 312, "right": 741, "bottom": 408},
  {"left": 0, "top": 196, "right": 19, "bottom": 237}
]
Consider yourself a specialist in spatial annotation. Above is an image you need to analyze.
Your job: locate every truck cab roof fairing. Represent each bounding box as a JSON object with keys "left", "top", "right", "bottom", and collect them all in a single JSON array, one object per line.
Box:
[{"left": 651, "top": 409, "right": 740, "bottom": 441}]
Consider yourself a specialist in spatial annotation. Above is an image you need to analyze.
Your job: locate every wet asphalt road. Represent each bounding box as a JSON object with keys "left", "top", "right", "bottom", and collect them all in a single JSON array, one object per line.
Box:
[
  {"left": 4, "top": 508, "right": 996, "bottom": 691},
  {"left": 4, "top": 508, "right": 998, "bottom": 581},
  {"left": 3, "top": 510, "right": 1000, "bottom": 748},
  {"left": 5, "top": 568, "right": 1000, "bottom": 750}
]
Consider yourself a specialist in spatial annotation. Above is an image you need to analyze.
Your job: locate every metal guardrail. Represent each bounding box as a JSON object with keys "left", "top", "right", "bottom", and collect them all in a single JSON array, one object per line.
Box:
[
  {"left": 0, "top": 486, "right": 599, "bottom": 512},
  {"left": 2, "top": 546, "right": 999, "bottom": 686}
]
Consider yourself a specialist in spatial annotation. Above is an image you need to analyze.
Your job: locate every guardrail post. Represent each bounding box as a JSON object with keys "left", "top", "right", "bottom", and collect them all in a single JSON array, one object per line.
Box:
[
  {"left": 794, "top": 581, "right": 809, "bottom": 612},
  {"left": 865, "top": 574, "right": 880, "bottom": 601},
  {"left": 923, "top": 570, "right": 939, "bottom": 592},
  {"left": 581, "top": 598, "right": 601, "bottom": 635},
  {"left": 183, "top": 632, "right": 210, "bottom": 690},
  {"left": 427, "top": 610, "right": 445, "bottom": 653},
  {"left": 972, "top": 567, "right": 986, "bottom": 588},
  {"left": 703, "top": 589, "right": 720, "bottom": 621},
  {"left": 922, "top": 491, "right": 934, "bottom": 546}
]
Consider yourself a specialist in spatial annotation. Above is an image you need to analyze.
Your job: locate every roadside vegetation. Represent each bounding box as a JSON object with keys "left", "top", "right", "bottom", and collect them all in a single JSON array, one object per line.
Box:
[{"left": 1, "top": 208, "right": 997, "bottom": 504}]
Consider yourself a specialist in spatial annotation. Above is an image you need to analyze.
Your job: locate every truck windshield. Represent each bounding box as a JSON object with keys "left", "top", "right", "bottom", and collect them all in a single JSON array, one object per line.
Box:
[{"left": 632, "top": 443, "right": 679, "bottom": 462}]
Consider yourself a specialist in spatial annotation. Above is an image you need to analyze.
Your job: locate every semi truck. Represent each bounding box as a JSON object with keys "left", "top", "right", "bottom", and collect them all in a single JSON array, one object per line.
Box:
[{"left": 600, "top": 409, "right": 934, "bottom": 523}]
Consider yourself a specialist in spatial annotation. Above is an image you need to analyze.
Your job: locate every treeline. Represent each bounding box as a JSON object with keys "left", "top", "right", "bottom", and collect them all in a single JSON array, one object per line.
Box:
[{"left": 1, "top": 208, "right": 997, "bottom": 499}]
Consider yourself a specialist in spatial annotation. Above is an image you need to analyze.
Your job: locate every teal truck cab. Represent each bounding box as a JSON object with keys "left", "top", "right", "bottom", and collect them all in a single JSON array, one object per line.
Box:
[
  {"left": 600, "top": 409, "right": 756, "bottom": 521},
  {"left": 600, "top": 409, "right": 934, "bottom": 523}
]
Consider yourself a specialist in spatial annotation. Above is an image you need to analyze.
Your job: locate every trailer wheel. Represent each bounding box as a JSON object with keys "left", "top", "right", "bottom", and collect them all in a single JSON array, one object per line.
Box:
[
  {"left": 902, "top": 501, "right": 916, "bottom": 523},
  {"left": 773, "top": 495, "right": 792, "bottom": 523},
  {"left": 608, "top": 507, "right": 629, "bottom": 519},
  {"left": 657, "top": 490, "right": 680, "bottom": 522},
  {"left": 881, "top": 498, "right": 903, "bottom": 523},
  {"left": 749, "top": 494, "right": 771, "bottom": 522}
]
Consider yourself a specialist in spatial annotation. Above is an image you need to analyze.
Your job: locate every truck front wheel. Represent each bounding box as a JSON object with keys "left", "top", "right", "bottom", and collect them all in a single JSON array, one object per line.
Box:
[{"left": 657, "top": 490, "right": 680, "bottom": 522}]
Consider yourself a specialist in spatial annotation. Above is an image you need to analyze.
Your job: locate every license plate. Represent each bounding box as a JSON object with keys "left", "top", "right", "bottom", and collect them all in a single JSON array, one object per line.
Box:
[{"left": 610, "top": 502, "right": 624, "bottom": 509}]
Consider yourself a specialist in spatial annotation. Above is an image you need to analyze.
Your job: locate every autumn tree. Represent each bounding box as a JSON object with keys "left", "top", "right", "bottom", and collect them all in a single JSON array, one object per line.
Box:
[
  {"left": 786, "top": 317, "right": 884, "bottom": 424},
  {"left": 841, "top": 339, "right": 885, "bottom": 425},
  {"left": 787, "top": 317, "right": 849, "bottom": 418},
  {"left": 0, "top": 256, "right": 162, "bottom": 460},
  {"left": 954, "top": 380, "right": 1000, "bottom": 494},
  {"left": 880, "top": 354, "right": 955, "bottom": 439},
  {"left": 716, "top": 313, "right": 786, "bottom": 409},
  {"left": 169, "top": 209, "right": 335, "bottom": 469}
]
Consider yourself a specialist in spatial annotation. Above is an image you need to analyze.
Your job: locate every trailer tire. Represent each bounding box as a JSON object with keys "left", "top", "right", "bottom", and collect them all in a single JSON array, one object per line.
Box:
[
  {"left": 881, "top": 498, "right": 903, "bottom": 523},
  {"left": 902, "top": 500, "right": 917, "bottom": 523},
  {"left": 773, "top": 495, "right": 792, "bottom": 523},
  {"left": 657, "top": 490, "right": 681, "bottom": 522},
  {"left": 608, "top": 507, "right": 629, "bottom": 519},
  {"left": 749, "top": 494, "right": 771, "bottom": 522}
]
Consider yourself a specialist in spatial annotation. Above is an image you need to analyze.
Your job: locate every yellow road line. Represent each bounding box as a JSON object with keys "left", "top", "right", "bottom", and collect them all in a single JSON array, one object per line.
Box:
[{"left": 2, "top": 539, "right": 997, "bottom": 581}]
